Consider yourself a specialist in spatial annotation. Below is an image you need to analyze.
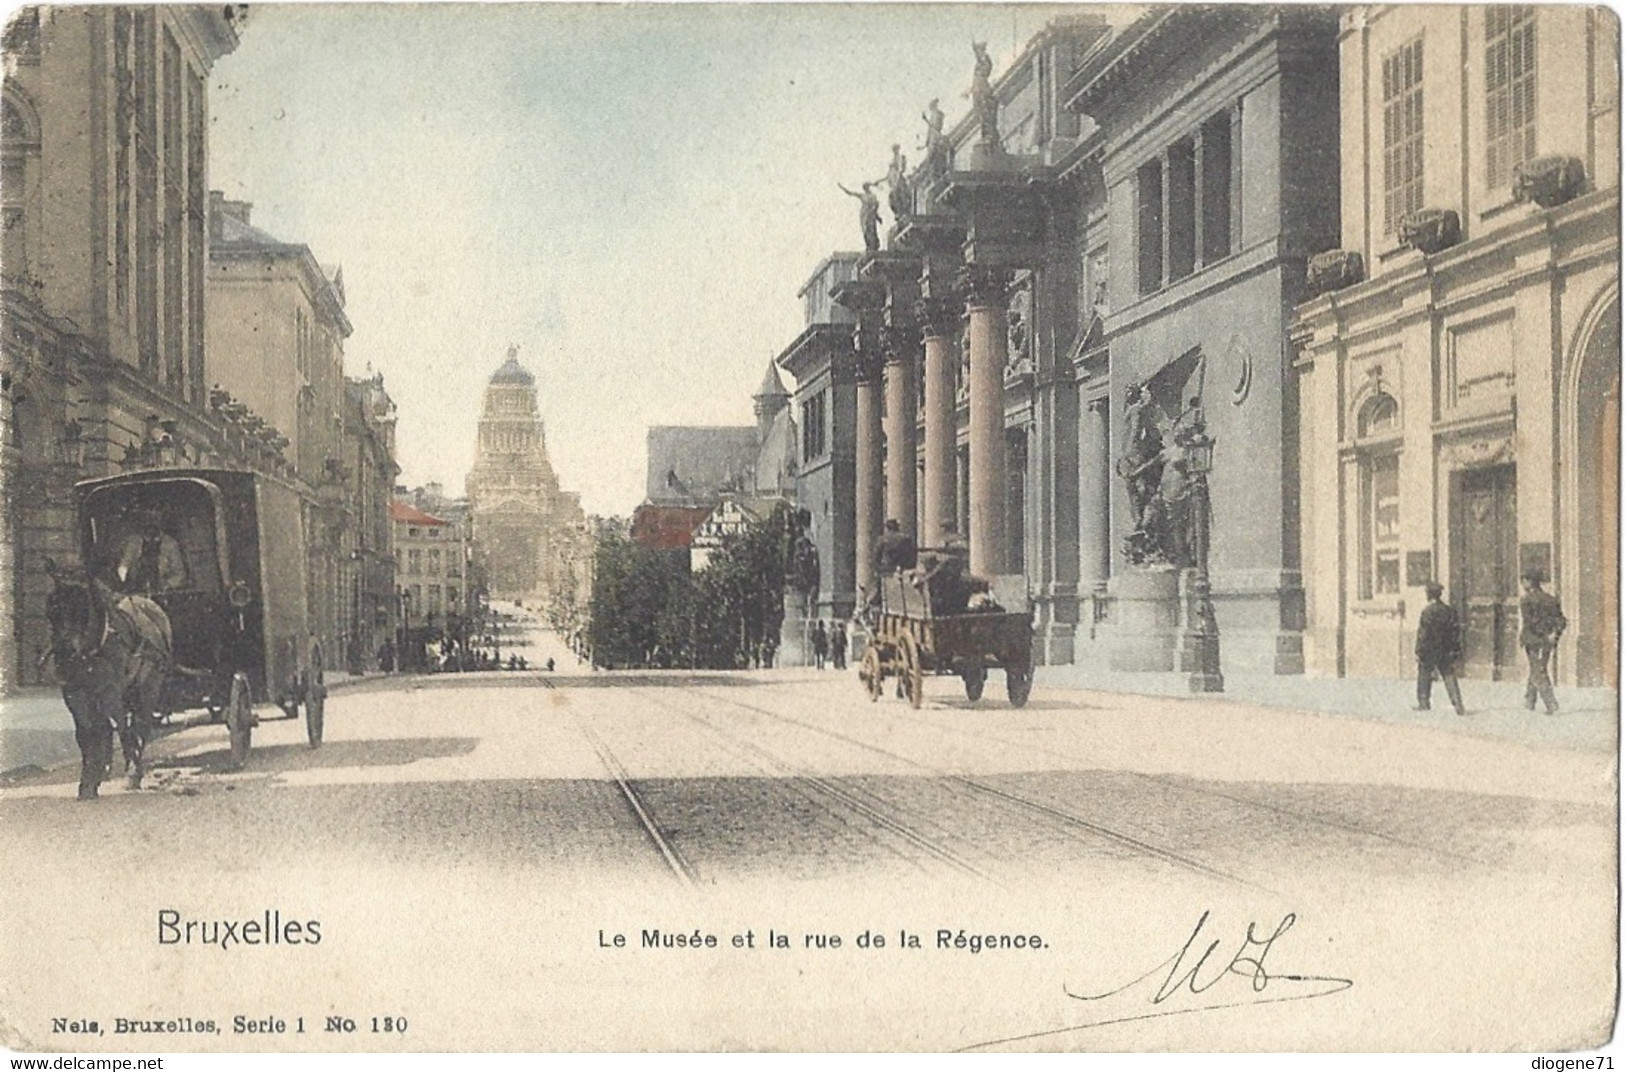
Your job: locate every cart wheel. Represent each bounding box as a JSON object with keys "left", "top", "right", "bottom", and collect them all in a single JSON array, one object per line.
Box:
[
  {"left": 305, "top": 639, "right": 326, "bottom": 749},
  {"left": 961, "top": 661, "right": 987, "bottom": 703},
  {"left": 226, "top": 672, "right": 252, "bottom": 771},
  {"left": 859, "top": 645, "right": 883, "bottom": 702},
  {"left": 897, "top": 632, "right": 924, "bottom": 710},
  {"left": 1006, "top": 665, "right": 1033, "bottom": 709}
]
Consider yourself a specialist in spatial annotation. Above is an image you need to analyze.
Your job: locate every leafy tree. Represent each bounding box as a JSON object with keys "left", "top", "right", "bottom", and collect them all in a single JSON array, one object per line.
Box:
[{"left": 587, "top": 503, "right": 792, "bottom": 670}]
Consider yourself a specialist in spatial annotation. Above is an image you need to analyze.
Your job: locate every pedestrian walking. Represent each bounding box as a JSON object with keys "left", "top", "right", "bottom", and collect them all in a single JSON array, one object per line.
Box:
[
  {"left": 1414, "top": 582, "right": 1467, "bottom": 716},
  {"left": 811, "top": 619, "right": 829, "bottom": 670},
  {"left": 1519, "top": 570, "right": 1567, "bottom": 714},
  {"left": 830, "top": 622, "right": 847, "bottom": 670}
]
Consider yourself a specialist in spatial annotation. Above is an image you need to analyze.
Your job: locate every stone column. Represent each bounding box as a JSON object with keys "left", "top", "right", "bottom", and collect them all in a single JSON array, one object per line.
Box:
[
  {"left": 918, "top": 297, "right": 958, "bottom": 548},
  {"left": 854, "top": 352, "right": 885, "bottom": 599},
  {"left": 963, "top": 265, "right": 1010, "bottom": 577},
  {"left": 1078, "top": 392, "right": 1111, "bottom": 590},
  {"left": 882, "top": 333, "right": 918, "bottom": 539}
]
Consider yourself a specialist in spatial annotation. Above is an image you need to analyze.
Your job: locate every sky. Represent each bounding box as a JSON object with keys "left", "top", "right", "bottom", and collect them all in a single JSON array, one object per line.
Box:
[{"left": 207, "top": 3, "right": 1102, "bottom": 517}]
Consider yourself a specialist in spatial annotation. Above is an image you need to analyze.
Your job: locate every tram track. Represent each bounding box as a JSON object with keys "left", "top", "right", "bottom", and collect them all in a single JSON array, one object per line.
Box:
[
  {"left": 868, "top": 692, "right": 1496, "bottom": 870},
  {"left": 637, "top": 685, "right": 1001, "bottom": 885},
  {"left": 677, "top": 682, "right": 1268, "bottom": 892},
  {"left": 522, "top": 670, "right": 702, "bottom": 888},
  {"left": 520, "top": 668, "right": 996, "bottom": 885}
]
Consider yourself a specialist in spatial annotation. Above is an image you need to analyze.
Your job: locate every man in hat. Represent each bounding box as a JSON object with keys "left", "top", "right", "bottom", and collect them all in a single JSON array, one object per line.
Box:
[
  {"left": 1414, "top": 581, "right": 1466, "bottom": 716},
  {"left": 875, "top": 518, "right": 917, "bottom": 577},
  {"left": 115, "top": 505, "right": 189, "bottom": 594},
  {"left": 1519, "top": 570, "right": 1567, "bottom": 714}
]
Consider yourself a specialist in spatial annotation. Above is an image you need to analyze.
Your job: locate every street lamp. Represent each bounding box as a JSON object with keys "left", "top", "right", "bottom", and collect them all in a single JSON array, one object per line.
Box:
[{"left": 1180, "top": 412, "right": 1223, "bottom": 692}]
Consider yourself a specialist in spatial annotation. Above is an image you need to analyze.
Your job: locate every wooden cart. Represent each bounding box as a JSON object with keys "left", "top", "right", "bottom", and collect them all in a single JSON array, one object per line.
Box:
[
  {"left": 75, "top": 469, "right": 329, "bottom": 768},
  {"left": 857, "top": 572, "right": 1034, "bottom": 709}
]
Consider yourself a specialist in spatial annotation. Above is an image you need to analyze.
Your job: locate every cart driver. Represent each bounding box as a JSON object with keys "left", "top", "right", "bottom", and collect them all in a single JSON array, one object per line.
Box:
[
  {"left": 918, "top": 531, "right": 981, "bottom": 617},
  {"left": 116, "top": 505, "right": 189, "bottom": 594}
]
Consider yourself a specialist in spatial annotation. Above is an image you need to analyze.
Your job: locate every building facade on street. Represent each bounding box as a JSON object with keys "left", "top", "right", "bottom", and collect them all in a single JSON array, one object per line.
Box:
[
  {"left": 206, "top": 192, "right": 369, "bottom": 678},
  {"left": 776, "top": 253, "right": 860, "bottom": 623},
  {"left": 465, "top": 348, "right": 587, "bottom": 613},
  {"left": 345, "top": 372, "right": 399, "bottom": 670},
  {"left": 1065, "top": 7, "right": 1340, "bottom": 676},
  {"left": 1293, "top": 6, "right": 1619, "bottom": 687},
  {"left": 0, "top": 5, "right": 243, "bottom": 689},
  {"left": 391, "top": 498, "right": 470, "bottom": 645}
]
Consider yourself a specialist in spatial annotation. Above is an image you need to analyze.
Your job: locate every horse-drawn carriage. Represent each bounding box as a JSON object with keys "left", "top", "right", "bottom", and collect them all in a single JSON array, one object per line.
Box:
[
  {"left": 49, "top": 468, "right": 328, "bottom": 797},
  {"left": 857, "top": 570, "right": 1034, "bottom": 709}
]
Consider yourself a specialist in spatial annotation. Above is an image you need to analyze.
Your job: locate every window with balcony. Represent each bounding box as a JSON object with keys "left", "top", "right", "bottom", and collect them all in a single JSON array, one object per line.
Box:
[
  {"left": 1382, "top": 38, "right": 1425, "bottom": 235},
  {"left": 1486, "top": 7, "right": 1537, "bottom": 191}
]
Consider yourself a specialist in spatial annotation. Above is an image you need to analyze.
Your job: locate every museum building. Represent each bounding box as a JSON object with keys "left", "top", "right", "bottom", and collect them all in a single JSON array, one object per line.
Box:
[{"left": 1292, "top": 6, "right": 1620, "bottom": 687}]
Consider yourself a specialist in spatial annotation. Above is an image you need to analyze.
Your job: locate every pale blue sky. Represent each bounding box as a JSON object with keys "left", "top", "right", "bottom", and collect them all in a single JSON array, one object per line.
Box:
[{"left": 208, "top": 3, "right": 1099, "bottom": 515}]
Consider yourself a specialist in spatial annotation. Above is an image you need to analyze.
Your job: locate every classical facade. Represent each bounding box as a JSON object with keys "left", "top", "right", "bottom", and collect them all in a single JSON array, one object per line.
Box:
[
  {"left": 1293, "top": 6, "right": 1619, "bottom": 686},
  {"left": 1, "top": 6, "right": 243, "bottom": 689},
  {"left": 1067, "top": 7, "right": 1340, "bottom": 677},
  {"left": 345, "top": 372, "right": 399, "bottom": 670},
  {"left": 465, "top": 348, "right": 587, "bottom": 611},
  {"left": 206, "top": 193, "right": 361, "bottom": 677},
  {"left": 781, "top": 9, "right": 1350, "bottom": 684},
  {"left": 776, "top": 253, "right": 860, "bottom": 622}
]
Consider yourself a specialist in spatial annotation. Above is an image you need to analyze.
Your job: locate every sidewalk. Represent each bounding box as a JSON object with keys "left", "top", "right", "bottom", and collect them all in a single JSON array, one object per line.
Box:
[
  {"left": 1037, "top": 662, "right": 1619, "bottom": 756},
  {"left": 0, "top": 670, "right": 391, "bottom": 777}
]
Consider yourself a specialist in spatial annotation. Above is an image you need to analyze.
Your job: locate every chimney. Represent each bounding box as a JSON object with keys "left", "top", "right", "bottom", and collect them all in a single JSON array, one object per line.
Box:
[{"left": 208, "top": 190, "right": 253, "bottom": 240}]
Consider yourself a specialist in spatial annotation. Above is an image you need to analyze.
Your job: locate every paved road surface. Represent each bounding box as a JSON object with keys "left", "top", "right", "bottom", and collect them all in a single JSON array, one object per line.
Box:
[{"left": 0, "top": 663, "right": 1613, "bottom": 1051}]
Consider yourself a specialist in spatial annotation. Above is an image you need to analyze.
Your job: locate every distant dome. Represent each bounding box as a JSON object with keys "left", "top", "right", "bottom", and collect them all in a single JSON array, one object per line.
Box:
[{"left": 490, "top": 353, "right": 534, "bottom": 386}]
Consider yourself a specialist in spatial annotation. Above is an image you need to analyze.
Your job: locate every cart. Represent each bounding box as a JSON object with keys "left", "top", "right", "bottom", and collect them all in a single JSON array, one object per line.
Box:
[
  {"left": 857, "top": 571, "right": 1034, "bottom": 708},
  {"left": 74, "top": 469, "right": 329, "bottom": 769}
]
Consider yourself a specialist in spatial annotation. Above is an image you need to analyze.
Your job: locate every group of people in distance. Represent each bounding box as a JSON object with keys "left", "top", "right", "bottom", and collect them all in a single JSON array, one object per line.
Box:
[
  {"left": 1414, "top": 571, "right": 1568, "bottom": 716},
  {"left": 808, "top": 619, "right": 846, "bottom": 670}
]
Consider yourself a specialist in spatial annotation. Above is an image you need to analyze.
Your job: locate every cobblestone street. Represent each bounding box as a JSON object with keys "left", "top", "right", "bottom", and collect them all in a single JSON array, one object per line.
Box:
[{"left": 1, "top": 660, "right": 1613, "bottom": 1050}]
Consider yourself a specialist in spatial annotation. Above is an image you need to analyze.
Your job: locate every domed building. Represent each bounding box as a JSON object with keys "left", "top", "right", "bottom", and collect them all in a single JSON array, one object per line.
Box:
[{"left": 465, "top": 347, "right": 588, "bottom": 611}]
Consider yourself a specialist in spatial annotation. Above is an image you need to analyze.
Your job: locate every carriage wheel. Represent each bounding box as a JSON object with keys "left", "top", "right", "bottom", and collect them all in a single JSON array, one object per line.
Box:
[
  {"left": 305, "top": 639, "right": 326, "bottom": 749},
  {"left": 961, "top": 660, "right": 987, "bottom": 703},
  {"left": 896, "top": 632, "right": 924, "bottom": 710},
  {"left": 859, "top": 645, "right": 884, "bottom": 702},
  {"left": 226, "top": 672, "right": 252, "bottom": 771},
  {"left": 1006, "top": 665, "right": 1033, "bottom": 709}
]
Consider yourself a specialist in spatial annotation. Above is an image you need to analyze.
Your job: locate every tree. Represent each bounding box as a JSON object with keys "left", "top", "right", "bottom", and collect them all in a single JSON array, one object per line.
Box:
[{"left": 586, "top": 503, "right": 793, "bottom": 670}]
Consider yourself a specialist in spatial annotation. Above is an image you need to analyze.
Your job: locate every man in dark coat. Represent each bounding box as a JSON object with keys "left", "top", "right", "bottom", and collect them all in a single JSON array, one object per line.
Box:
[
  {"left": 875, "top": 519, "right": 917, "bottom": 576},
  {"left": 829, "top": 622, "right": 846, "bottom": 670},
  {"left": 1414, "top": 581, "right": 1466, "bottom": 716},
  {"left": 810, "top": 620, "right": 828, "bottom": 670},
  {"left": 1519, "top": 571, "right": 1567, "bottom": 714}
]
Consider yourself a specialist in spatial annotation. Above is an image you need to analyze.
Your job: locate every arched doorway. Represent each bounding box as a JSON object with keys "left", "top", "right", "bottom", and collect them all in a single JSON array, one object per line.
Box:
[{"left": 1573, "top": 295, "right": 1620, "bottom": 688}]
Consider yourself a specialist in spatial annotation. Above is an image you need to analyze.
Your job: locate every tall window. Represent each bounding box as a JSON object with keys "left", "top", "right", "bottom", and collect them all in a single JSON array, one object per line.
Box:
[
  {"left": 1357, "top": 393, "right": 1402, "bottom": 599},
  {"left": 1382, "top": 38, "right": 1425, "bottom": 235},
  {"left": 801, "top": 389, "right": 827, "bottom": 462},
  {"left": 162, "top": 29, "right": 184, "bottom": 391},
  {"left": 134, "top": 10, "right": 159, "bottom": 377},
  {"left": 113, "top": 8, "right": 132, "bottom": 314},
  {"left": 2, "top": 93, "right": 38, "bottom": 283},
  {"left": 1486, "top": 7, "right": 1537, "bottom": 191},
  {"left": 1136, "top": 109, "right": 1238, "bottom": 297}
]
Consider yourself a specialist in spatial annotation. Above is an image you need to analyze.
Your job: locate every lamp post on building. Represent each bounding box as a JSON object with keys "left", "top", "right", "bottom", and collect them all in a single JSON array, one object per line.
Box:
[{"left": 1180, "top": 413, "right": 1223, "bottom": 692}]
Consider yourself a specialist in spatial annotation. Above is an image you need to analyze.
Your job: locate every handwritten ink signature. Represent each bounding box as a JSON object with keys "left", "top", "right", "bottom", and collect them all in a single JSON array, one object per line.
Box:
[{"left": 964, "top": 911, "right": 1353, "bottom": 1050}]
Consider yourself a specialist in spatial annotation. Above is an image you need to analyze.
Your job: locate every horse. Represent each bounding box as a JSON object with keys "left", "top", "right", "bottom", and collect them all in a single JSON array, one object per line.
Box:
[{"left": 43, "top": 560, "right": 173, "bottom": 800}]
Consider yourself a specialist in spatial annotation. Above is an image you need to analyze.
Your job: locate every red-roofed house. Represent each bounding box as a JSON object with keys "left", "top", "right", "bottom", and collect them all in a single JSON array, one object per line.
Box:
[{"left": 392, "top": 499, "right": 472, "bottom": 641}]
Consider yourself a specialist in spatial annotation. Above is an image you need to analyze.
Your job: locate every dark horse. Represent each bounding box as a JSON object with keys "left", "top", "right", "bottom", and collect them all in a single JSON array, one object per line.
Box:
[{"left": 44, "top": 561, "right": 172, "bottom": 800}]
